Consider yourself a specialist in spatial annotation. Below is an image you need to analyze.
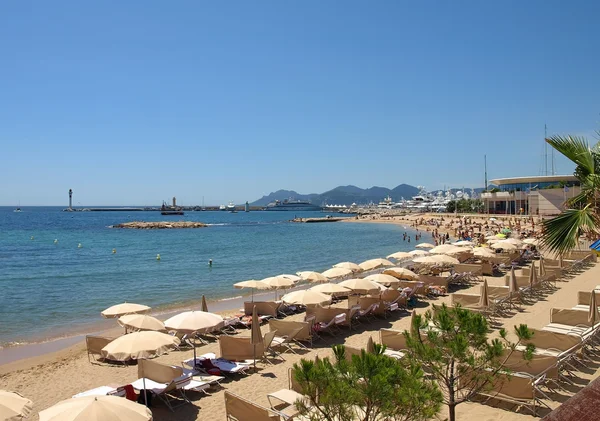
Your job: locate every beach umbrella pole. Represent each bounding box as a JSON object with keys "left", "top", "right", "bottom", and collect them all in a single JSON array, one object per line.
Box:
[{"left": 142, "top": 360, "right": 148, "bottom": 408}]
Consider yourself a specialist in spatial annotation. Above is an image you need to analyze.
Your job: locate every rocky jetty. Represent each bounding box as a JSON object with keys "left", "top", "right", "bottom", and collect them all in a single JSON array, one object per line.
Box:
[{"left": 111, "top": 221, "right": 208, "bottom": 229}]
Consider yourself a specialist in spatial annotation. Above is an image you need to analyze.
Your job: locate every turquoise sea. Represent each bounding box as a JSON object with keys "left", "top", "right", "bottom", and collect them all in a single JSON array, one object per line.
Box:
[{"left": 0, "top": 207, "right": 416, "bottom": 346}]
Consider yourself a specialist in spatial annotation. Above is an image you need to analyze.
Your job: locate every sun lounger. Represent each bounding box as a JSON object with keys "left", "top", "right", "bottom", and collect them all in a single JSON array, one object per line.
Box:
[
  {"left": 268, "top": 319, "right": 312, "bottom": 350},
  {"left": 243, "top": 301, "right": 280, "bottom": 318},
  {"left": 219, "top": 335, "right": 266, "bottom": 366},
  {"left": 184, "top": 353, "right": 251, "bottom": 375},
  {"left": 475, "top": 371, "right": 551, "bottom": 416},
  {"left": 85, "top": 335, "right": 115, "bottom": 363},
  {"left": 379, "top": 328, "right": 408, "bottom": 359},
  {"left": 225, "top": 391, "right": 291, "bottom": 421},
  {"left": 72, "top": 385, "right": 125, "bottom": 398}
]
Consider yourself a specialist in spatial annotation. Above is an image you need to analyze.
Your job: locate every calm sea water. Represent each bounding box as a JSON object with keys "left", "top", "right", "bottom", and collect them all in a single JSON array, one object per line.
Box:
[{"left": 0, "top": 207, "right": 415, "bottom": 345}]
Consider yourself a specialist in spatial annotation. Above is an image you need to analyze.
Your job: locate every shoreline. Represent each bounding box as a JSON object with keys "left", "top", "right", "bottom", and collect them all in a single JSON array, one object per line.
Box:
[
  {"left": 0, "top": 215, "right": 426, "bottom": 370},
  {"left": 0, "top": 280, "right": 320, "bottom": 369}
]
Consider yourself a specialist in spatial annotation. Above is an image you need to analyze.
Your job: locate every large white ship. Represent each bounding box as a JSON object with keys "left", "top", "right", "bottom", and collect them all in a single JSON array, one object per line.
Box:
[{"left": 264, "top": 199, "right": 322, "bottom": 211}]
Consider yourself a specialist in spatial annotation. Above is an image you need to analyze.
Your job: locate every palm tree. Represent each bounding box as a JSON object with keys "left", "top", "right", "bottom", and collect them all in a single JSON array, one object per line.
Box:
[{"left": 541, "top": 133, "right": 600, "bottom": 255}]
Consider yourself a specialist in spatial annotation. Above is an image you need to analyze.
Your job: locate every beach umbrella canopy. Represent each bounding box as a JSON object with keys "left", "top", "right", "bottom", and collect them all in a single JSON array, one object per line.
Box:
[
  {"left": 279, "top": 274, "right": 302, "bottom": 283},
  {"left": 539, "top": 258, "right": 546, "bottom": 277},
  {"left": 38, "top": 395, "right": 152, "bottom": 421},
  {"left": 387, "top": 251, "right": 412, "bottom": 260},
  {"left": 485, "top": 235, "right": 499, "bottom": 241},
  {"left": 490, "top": 241, "right": 518, "bottom": 251},
  {"left": 523, "top": 238, "right": 539, "bottom": 245},
  {"left": 529, "top": 261, "right": 538, "bottom": 288},
  {"left": 201, "top": 295, "right": 208, "bottom": 312},
  {"left": 234, "top": 279, "right": 272, "bottom": 300},
  {"left": 322, "top": 267, "right": 353, "bottom": 279},
  {"left": 101, "top": 331, "right": 180, "bottom": 361},
  {"left": 366, "top": 336, "right": 375, "bottom": 354},
  {"left": 503, "top": 238, "right": 523, "bottom": 246},
  {"left": 408, "top": 249, "right": 429, "bottom": 256},
  {"left": 251, "top": 305, "right": 262, "bottom": 371},
  {"left": 473, "top": 248, "right": 496, "bottom": 259},
  {"left": 309, "top": 283, "right": 351, "bottom": 295},
  {"left": 509, "top": 267, "right": 518, "bottom": 293},
  {"left": 0, "top": 390, "right": 32, "bottom": 421},
  {"left": 281, "top": 290, "right": 331, "bottom": 306},
  {"left": 164, "top": 311, "right": 223, "bottom": 334},
  {"left": 339, "top": 278, "right": 381, "bottom": 295},
  {"left": 101, "top": 303, "right": 151, "bottom": 319},
  {"left": 358, "top": 258, "right": 394, "bottom": 271},
  {"left": 479, "top": 279, "right": 489, "bottom": 308},
  {"left": 296, "top": 271, "right": 328, "bottom": 283},
  {"left": 588, "top": 291, "right": 599, "bottom": 325},
  {"left": 383, "top": 267, "right": 419, "bottom": 281},
  {"left": 333, "top": 261, "right": 363, "bottom": 272},
  {"left": 118, "top": 314, "right": 165, "bottom": 332},
  {"left": 429, "top": 244, "right": 465, "bottom": 255},
  {"left": 364, "top": 274, "right": 400, "bottom": 288},
  {"left": 415, "top": 243, "right": 435, "bottom": 249},
  {"left": 454, "top": 240, "right": 474, "bottom": 246},
  {"left": 413, "top": 255, "right": 459, "bottom": 265},
  {"left": 495, "top": 233, "right": 506, "bottom": 239},
  {"left": 262, "top": 276, "right": 295, "bottom": 289}
]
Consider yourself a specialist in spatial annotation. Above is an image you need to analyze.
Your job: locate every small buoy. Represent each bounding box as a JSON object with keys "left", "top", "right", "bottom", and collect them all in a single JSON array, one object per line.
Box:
[
  {"left": 112, "top": 248, "right": 117, "bottom": 254},
  {"left": 78, "top": 243, "right": 83, "bottom": 248},
  {"left": 54, "top": 239, "right": 58, "bottom": 244},
  {"left": 30, "top": 236, "right": 34, "bottom": 240},
  {"left": 156, "top": 254, "right": 161, "bottom": 261}
]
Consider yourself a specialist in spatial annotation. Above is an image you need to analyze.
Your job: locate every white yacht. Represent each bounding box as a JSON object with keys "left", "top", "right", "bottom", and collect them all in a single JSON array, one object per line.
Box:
[{"left": 226, "top": 201, "right": 236, "bottom": 212}]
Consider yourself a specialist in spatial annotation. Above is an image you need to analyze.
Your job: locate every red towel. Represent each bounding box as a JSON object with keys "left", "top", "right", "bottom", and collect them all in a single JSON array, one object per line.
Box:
[{"left": 123, "top": 384, "right": 138, "bottom": 402}]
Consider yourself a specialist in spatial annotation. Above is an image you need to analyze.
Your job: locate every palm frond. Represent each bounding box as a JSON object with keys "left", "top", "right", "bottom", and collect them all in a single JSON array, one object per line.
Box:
[
  {"left": 541, "top": 206, "right": 599, "bottom": 255},
  {"left": 546, "top": 135, "right": 595, "bottom": 176}
]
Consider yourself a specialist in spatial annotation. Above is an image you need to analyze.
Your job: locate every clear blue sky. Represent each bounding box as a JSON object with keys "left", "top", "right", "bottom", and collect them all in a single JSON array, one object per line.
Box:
[{"left": 1, "top": 1, "right": 598, "bottom": 206}]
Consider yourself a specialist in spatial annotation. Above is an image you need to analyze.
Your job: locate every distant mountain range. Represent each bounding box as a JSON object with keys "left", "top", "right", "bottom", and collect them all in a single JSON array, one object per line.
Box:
[{"left": 250, "top": 184, "right": 421, "bottom": 207}]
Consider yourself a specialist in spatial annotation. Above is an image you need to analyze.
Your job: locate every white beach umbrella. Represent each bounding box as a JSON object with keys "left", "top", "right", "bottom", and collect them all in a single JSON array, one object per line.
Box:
[
  {"left": 0, "top": 390, "right": 32, "bottom": 421},
  {"left": 473, "top": 247, "right": 496, "bottom": 259},
  {"left": 296, "top": 271, "right": 328, "bottom": 283},
  {"left": 339, "top": 278, "right": 381, "bottom": 295},
  {"left": 358, "top": 258, "right": 394, "bottom": 271},
  {"left": 415, "top": 243, "right": 435, "bottom": 249},
  {"left": 364, "top": 274, "right": 400, "bottom": 288},
  {"left": 332, "top": 261, "right": 363, "bottom": 272},
  {"left": 503, "top": 238, "right": 524, "bottom": 246},
  {"left": 413, "top": 255, "right": 460, "bottom": 265},
  {"left": 118, "top": 314, "right": 165, "bottom": 332},
  {"left": 164, "top": 311, "right": 223, "bottom": 333},
  {"left": 101, "top": 303, "right": 151, "bottom": 319},
  {"left": 429, "top": 244, "right": 465, "bottom": 255},
  {"left": 387, "top": 251, "right": 412, "bottom": 260},
  {"left": 281, "top": 290, "right": 331, "bottom": 306},
  {"left": 454, "top": 240, "right": 474, "bottom": 246},
  {"left": 101, "top": 331, "right": 180, "bottom": 361},
  {"left": 39, "top": 395, "right": 152, "bottom": 421},
  {"left": 383, "top": 267, "right": 419, "bottom": 281},
  {"left": 322, "top": 267, "right": 353, "bottom": 279},
  {"left": 408, "top": 249, "right": 429, "bottom": 256},
  {"left": 262, "top": 276, "right": 295, "bottom": 289},
  {"left": 523, "top": 238, "right": 539, "bottom": 245},
  {"left": 234, "top": 279, "right": 272, "bottom": 300},
  {"left": 309, "top": 283, "right": 352, "bottom": 295},
  {"left": 490, "top": 241, "right": 518, "bottom": 251},
  {"left": 279, "top": 274, "right": 302, "bottom": 283}
]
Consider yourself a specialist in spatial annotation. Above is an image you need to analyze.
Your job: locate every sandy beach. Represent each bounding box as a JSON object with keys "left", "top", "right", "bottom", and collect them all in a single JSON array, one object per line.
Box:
[{"left": 3, "top": 214, "right": 599, "bottom": 421}]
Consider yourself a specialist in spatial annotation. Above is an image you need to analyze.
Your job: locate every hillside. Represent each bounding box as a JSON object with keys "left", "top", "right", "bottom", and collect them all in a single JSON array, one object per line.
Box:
[{"left": 250, "top": 184, "right": 420, "bottom": 206}]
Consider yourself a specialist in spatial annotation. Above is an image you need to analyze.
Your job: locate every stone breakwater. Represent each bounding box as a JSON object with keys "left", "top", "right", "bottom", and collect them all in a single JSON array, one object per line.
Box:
[{"left": 110, "top": 221, "right": 208, "bottom": 229}]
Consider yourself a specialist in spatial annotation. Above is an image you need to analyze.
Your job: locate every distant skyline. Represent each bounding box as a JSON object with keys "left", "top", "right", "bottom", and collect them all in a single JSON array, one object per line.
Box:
[{"left": 1, "top": 1, "right": 598, "bottom": 206}]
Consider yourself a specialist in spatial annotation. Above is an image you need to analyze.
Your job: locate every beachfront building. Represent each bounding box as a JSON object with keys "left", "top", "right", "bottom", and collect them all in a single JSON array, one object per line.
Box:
[{"left": 481, "top": 175, "right": 580, "bottom": 216}]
